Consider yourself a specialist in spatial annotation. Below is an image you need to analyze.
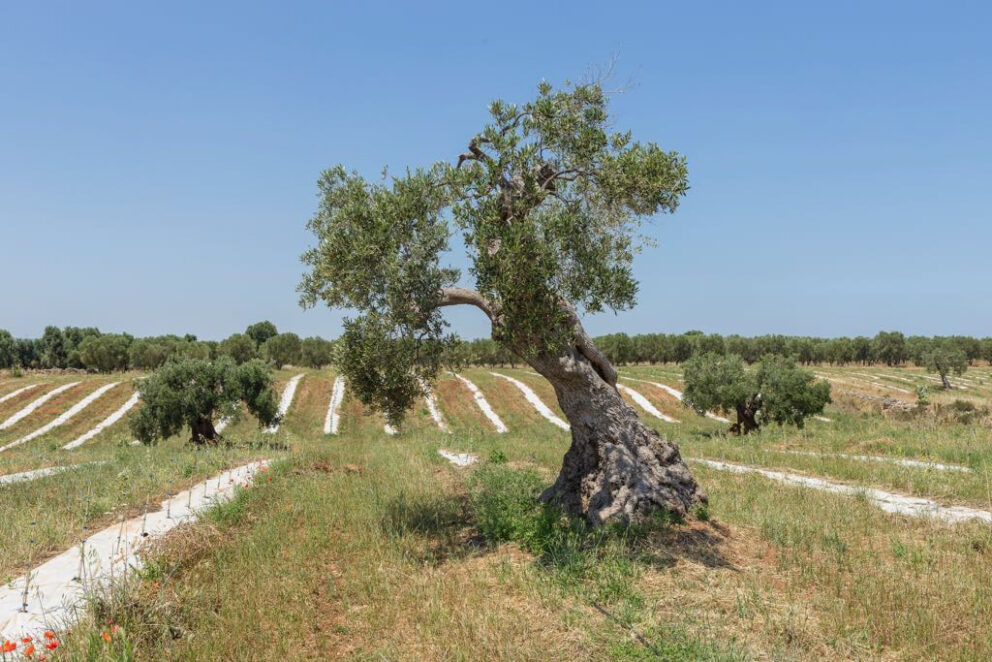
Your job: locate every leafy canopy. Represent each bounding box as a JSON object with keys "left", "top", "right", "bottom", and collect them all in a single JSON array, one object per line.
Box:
[
  {"left": 923, "top": 340, "right": 968, "bottom": 381},
  {"left": 130, "top": 357, "right": 279, "bottom": 444},
  {"left": 683, "top": 353, "right": 831, "bottom": 429},
  {"left": 299, "top": 80, "right": 688, "bottom": 423}
]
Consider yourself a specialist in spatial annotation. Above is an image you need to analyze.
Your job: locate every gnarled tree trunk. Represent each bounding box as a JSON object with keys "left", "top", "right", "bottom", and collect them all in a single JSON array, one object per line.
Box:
[
  {"left": 729, "top": 400, "right": 760, "bottom": 435},
  {"left": 190, "top": 416, "right": 219, "bottom": 445},
  {"left": 528, "top": 347, "right": 704, "bottom": 525},
  {"left": 440, "top": 288, "right": 704, "bottom": 525}
]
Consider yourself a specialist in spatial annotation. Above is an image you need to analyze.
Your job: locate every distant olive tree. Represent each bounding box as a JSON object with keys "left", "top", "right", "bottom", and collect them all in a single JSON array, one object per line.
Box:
[
  {"left": 299, "top": 336, "right": 335, "bottom": 368},
  {"left": 299, "top": 80, "right": 702, "bottom": 524},
  {"left": 78, "top": 334, "right": 132, "bottom": 372},
  {"left": 219, "top": 333, "right": 257, "bottom": 365},
  {"left": 263, "top": 332, "right": 302, "bottom": 369},
  {"left": 246, "top": 321, "right": 278, "bottom": 348},
  {"left": 923, "top": 340, "right": 968, "bottom": 389},
  {"left": 131, "top": 357, "right": 279, "bottom": 445},
  {"left": 683, "top": 353, "right": 831, "bottom": 434},
  {"left": 0, "top": 330, "right": 16, "bottom": 369}
]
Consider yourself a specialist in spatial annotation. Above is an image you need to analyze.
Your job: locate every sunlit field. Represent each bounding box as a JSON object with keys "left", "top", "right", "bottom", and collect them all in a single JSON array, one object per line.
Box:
[{"left": 2, "top": 363, "right": 990, "bottom": 660}]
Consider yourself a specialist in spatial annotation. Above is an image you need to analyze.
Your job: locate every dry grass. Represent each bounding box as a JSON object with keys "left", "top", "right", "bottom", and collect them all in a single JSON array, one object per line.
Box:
[{"left": 8, "top": 363, "right": 992, "bottom": 660}]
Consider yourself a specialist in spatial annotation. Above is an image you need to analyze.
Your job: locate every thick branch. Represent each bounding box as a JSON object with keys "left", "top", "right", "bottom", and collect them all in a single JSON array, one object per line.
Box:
[
  {"left": 561, "top": 302, "right": 617, "bottom": 387},
  {"left": 438, "top": 287, "right": 496, "bottom": 321}
]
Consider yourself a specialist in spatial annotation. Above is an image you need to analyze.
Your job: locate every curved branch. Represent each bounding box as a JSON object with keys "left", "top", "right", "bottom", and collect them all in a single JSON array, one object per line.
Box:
[
  {"left": 439, "top": 287, "right": 496, "bottom": 322},
  {"left": 557, "top": 301, "right": 617, "bottom": 387}
]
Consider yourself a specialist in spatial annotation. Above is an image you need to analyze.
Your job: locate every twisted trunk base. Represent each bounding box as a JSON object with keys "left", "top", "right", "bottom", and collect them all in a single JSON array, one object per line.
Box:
[
  {"left": 190, "top": 416, "right": 219, "bottom": 445},
  {"left": 531, "top": 350, "right": 705, "bottom": 525}
]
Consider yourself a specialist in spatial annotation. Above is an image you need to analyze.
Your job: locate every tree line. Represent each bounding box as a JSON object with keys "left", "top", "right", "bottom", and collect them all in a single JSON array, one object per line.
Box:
[
  {"left": 445, "top": 331, "right": 992, "bottom": 368},
  {"left": 0, "top": 321, "right": 335, "bottom": 373}
]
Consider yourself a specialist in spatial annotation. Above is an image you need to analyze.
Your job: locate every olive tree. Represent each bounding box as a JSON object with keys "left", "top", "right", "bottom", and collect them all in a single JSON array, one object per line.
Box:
[
  {"left": 299, "top": 80, "right": 703, "bottom": 524},
  {"left": 219, "top": 333, "right": 257, "bottom": 365},
  {"left": 299, "top": 336, "right": 335, "bottom": 368},
  {"left": 923, "top": 340, "right": 968, "bottom": 389},
  {"left": 0, "top": 330, "right": 16, "bottom": 369},
  {"left": 262, "top": 332, "right": 301, "bottom": 368},
  {"left": 246, "top": 321, "right": 278, "bottom": 348},
  {"left": 131, "top": 357, "right": 279, "bottom": 444},
  {"left": 78, "top": 334, "right": 132, "bottom": 372},
  {"left": 683, "top": 353, "right": 831, "bottom": 434}
]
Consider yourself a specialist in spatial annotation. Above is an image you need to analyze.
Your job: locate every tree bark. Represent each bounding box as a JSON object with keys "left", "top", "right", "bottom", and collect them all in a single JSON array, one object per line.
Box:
[
  {"left": 940, "top": 372, "right": 952, "bottom": 390},
  {"left": 190, "top": 416, "right": 219, "bottom": 445},
  {"left": 439, "top": 286, "right": 703, "bottom": 525},
  {"left": 729, "top": 402, "right": 760, "bottom": 435},
  {"left": 529, "top": 344, "right": 704, "bottom": 525}
]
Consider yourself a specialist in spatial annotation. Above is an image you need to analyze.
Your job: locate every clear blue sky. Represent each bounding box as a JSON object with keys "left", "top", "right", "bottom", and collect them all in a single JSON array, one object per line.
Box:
[{"left": 2, "top": 1, "right": 989, "bottom": 341}]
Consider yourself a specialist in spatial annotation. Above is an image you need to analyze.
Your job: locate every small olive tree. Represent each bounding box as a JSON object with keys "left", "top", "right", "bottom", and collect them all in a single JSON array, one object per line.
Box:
[
  {"left": 923, "top": 340, "right": 968, "bottom": 389},
  {"left": 299, "top": 80, "right": 703, "bottom": 524},
  {"left": 683, "top": 353, "right": 831, "bottom": 434},
  {"left": 131, "top": 357, "right": 279, "bottom": 445}
]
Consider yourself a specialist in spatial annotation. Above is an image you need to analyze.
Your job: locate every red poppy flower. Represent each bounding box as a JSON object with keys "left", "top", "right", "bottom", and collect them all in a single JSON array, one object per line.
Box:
[
  {"left": 22, "top": 644, "right": 34, "bottom": 657},
  {"left": 2, "top": 641, "right": 16, "bottom": 653},
  {"left": 20, "top": 637, "right": 31, "bottom": 644},
  {"left": 44, "top": 641, "right": 57, "bottom": 651},
  {"left": 102, "top": 632, "right": 111, "bottom": 643},
  {"left": 42, "top": 632, "right": 55, "bottom": 641}
]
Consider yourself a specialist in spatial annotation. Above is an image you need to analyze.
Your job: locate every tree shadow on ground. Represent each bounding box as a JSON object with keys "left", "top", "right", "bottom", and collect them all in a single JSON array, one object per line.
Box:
[
  {"left": 380, "top": 492, "right": 485, "bottom": 565},
  {"left": 379, "top": 488, "right": 738, "bottom": 574},
  {"left": 635, "top": 519, "right": 738, "bottom": 570}
]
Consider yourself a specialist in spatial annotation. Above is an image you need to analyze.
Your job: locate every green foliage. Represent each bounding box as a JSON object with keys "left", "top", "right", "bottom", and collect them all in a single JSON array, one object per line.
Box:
[
  {"left": 130, "top": 357, "right": 279, "bottom": 444},
  {"left": 873, "top": 331, "right": 906, "bottom": 366},
  {"left": 298, "top": 336, "right": 335, "bottom": 368},
  {"left": 488, "top": 448, "right": 508, "bottom": 464},
  {"left": 0, "top": 329, "right": 16, "bottom": 369},
  {"left": 245, "top": 320, "right": 278, "bottom": 347},
  {"left": 922, "top": 340, "right": 968, "bottom": 387},
  {"left": 683, "top": 353, "right": 831, "bottom": 431},
  {"left": 262, "top": 332, "right": 302, "bottom": 369},
  {"left": 681, "top": 353, "right": 752, "bottom": 416},
  {"left": 755, "top": 355, "right": 833, "bottom": 427},
  {"left": 218, "top": 333, "right": 257, "bottom": 365},
  {"left": 40, "top": 325, "right": 68, "bottom": 368},
  {"left": 128, "top": 336, "right": 211, "bottom": 371},
  {"left": 299, "top": 80, "right": 689, "bottom": 422},
  {"left": 468, "top": 464, "right": 548, "bottom": 546},
  {"left": 78, "top": 333, "right": 132, "bottom": 372}
]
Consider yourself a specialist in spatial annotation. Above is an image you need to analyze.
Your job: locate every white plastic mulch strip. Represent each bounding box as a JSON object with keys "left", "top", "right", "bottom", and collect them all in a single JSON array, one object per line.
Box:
[
  {"left": 616, "top": 383, "right": 679, "bottom": 423},
  {"left": 419, "top": 379, "right": 450, "bottom": 433},
  {"left": 877, "top": 373, "right": 915, "bottom": 384},
  {"left": 438, "top": 449, "right": 478, "bottom": 467},
  {"left": 453, "top": 373, "right": 507, "bottom": 433},
  {"left": 620, "top": 376, "right": 731, "bottom": 423},
  {"left": 0, "top": 384, "right": 39, "bottom": 405},
  {"left": 692, "top": 458, "right": 992, "bottom": 525},
  {"left": 0, "top": 383, "right": 120, "bottom": 453},
  {"left": 62, "top": 392, "right": 140, "bottom": 450},
  {"left": 781, "top": 450, "right": 971, "bottom": 473},
  {"left": 0, "top": 461, "right": 269, "bottom": 640},
  {"left": 489, "top": 372, "right": 570, "bottom": 431},
  {"left": 384, "top": 423, "right": 398, "bottom": 435},
  {"left": 813, "top": 416, "right": 833, "bottom": 423},
  {"left": 0, "top": 465, "right": 72, "bottom": 486},
  {"left": 323, "top": 376, "right": 346, "bottom": 435},
  {"left": 0, "top": 382, "right": 82, "bottom": 431},
  {"left": 264, "top": 374, "right": 304, "bottom": 434}
]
